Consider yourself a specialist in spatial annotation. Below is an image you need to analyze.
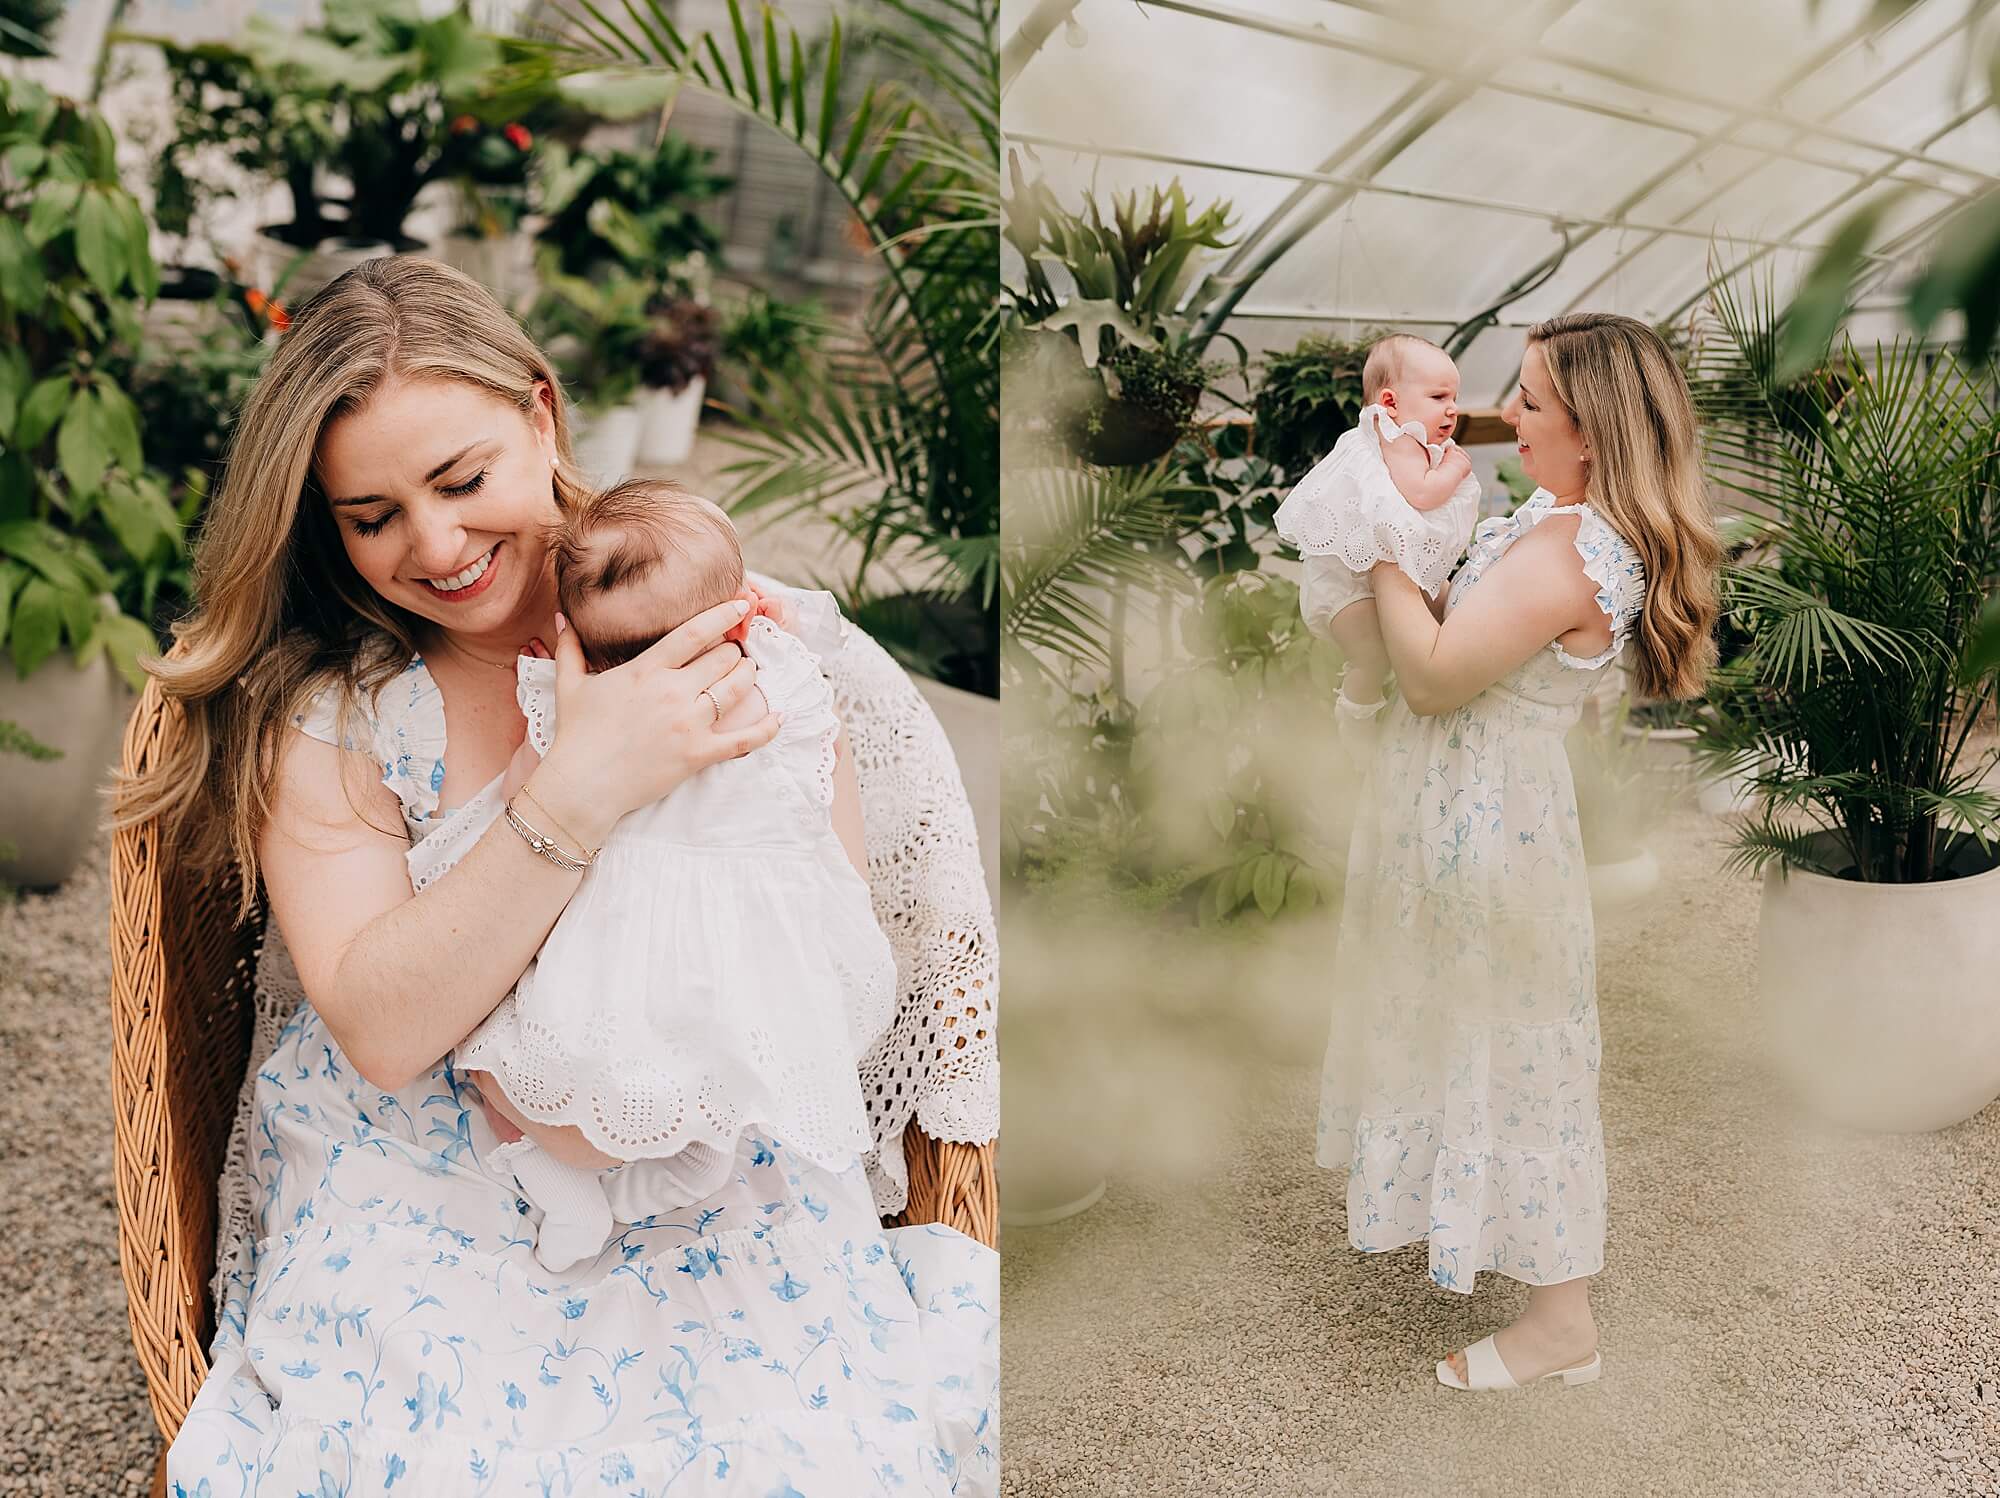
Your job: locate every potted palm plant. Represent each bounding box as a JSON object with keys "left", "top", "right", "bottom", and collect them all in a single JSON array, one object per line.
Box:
[
  {"left": 0, "top": 77, "right": 180, "bottom": 888},
  {"left": 1690, "top": 277, "right": 2000, "bottom": 1132}
]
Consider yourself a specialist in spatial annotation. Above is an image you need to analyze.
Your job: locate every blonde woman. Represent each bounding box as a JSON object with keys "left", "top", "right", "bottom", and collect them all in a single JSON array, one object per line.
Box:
[
  {"left": 118, "top": 257, "right": 997, "bottom": 1492},
  {"left": 1315, "top": 313, "right": 1720, "bottom": 1390}
]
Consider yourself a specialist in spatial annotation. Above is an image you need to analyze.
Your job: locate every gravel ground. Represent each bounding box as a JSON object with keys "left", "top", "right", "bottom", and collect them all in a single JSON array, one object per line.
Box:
[
  {"left": 1, "top": 833, "right": 160, "bottom": 1497},
  {"left": 1001, "top": 806, "right": 2000, "bottom": 1498}
]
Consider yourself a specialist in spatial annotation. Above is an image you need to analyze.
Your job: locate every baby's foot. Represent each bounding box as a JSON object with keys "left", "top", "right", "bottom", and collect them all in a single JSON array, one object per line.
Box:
[{"left": 504, "top": 1144, "right": 615, "bottom": 1273}]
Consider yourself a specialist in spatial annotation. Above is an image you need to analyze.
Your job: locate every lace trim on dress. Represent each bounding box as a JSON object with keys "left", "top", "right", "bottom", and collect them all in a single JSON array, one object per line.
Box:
[{"left": 1545, "top": 501, "right": 1645, "bottom": 671}]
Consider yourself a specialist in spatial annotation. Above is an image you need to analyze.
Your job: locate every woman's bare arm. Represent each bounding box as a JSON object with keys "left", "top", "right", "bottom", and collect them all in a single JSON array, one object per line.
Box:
[
  {"left": 1371, "top": 514, "right": 1608, "bottom": 716},
  {"left": 261, "top": 598, "right": 778, "bottom": 1091},
  {"left": 259, "top": 737, "right": 594, "bottom": 1091}
]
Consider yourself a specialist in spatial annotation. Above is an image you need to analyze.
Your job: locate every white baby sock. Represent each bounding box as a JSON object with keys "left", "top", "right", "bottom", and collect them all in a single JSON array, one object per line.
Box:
[
  {"left": 496, "top": 1141, "right": 615, "bottom": 1273},
  {"left": 1334, "top": 685, "right": 1388, "bottom": 766}
]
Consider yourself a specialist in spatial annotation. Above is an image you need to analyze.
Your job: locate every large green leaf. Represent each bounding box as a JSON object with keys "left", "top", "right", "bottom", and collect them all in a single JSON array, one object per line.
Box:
[
  {"left": 73, "top": 186, "right": 126, "bottom": 298},
  {"left": 555, "top": 67, "right": 684, "bottom": 118},
  {"left": 55, "top": 387, "right": 108, "bottom": 497},
  {"left": 15, "top": 374, "right": 69, "bottom": 450},
  {"left": 7, "top": 575, "right": 61, "bottom": 675},
  {"left": 0, "top": 215, "right": 44, "bottom": 312}
]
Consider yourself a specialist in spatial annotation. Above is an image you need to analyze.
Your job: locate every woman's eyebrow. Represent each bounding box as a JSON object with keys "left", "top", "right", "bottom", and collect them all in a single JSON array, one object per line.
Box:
[{"left": 329, "top": 441, "right": 493, "bottom": 507}]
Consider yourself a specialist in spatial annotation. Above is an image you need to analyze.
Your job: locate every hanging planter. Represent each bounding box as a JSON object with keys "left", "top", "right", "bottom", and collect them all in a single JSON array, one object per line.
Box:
[{"left": 1059, "top": 343, "right": 1206, "bottom": 468}]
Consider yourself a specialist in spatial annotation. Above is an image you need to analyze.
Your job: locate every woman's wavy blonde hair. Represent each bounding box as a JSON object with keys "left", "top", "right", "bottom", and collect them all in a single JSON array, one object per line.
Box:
[
  {"left": 113, "top": 256, "right": 593, "bottom": 914},
  {"left": 1527, "top": 312, "right": 1721, "bottom": 701}
]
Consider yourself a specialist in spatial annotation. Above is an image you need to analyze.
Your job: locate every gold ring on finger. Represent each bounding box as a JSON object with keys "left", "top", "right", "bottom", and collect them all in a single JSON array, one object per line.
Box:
[{"left": 699, "top": 687, "right": 721, "bottom": 724}]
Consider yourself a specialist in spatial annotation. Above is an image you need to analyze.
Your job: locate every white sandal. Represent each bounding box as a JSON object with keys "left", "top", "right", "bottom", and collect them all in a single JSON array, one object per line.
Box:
[{"left": 1435, "top": 1334, "right": 1602, "bottom": 1391}]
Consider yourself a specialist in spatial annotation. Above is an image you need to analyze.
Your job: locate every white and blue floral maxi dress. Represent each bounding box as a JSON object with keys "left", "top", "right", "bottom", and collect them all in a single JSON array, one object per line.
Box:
[
  {"left": 1316, "top": 489, "right": 1646, "bottom": 1294},
  {"left": 168, "top": 635, "right": 998, "bottom": 1495}
]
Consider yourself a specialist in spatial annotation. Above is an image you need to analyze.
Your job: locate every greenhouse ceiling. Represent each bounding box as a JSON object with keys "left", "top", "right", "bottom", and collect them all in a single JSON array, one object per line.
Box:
[{"left": 999, "top": 0, "right": 2000, "bottom": 397}]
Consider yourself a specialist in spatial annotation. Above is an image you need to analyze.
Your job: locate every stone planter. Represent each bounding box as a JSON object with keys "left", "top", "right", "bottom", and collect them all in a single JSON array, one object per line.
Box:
[
  {"left": 1758, "top": 831, "right": 2000, "bottom": 1132},
  {"left": 634, "top": 377, "right": 707, "bottom": 468},
  {"left": 0, "top": 651, "right": 136, "bottom": 889}
]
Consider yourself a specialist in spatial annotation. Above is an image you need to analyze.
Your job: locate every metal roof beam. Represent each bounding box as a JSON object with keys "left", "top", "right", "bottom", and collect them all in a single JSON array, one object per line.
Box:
[
  {"left": 1132, "top": 0, "right": 1976, "bottom": 195},
  {"left": 1316, "top": 0, "right": 2000, "bottom": 191},
  {"left": 1659, "top": 96, "right": 1994, "bottom": 326},
  {"left": 1545, "top": 0, "right": 1972, "bottom": 333},
  {"left": 1192, "top": 0, "right": 1586, "bottom": 332},
  {"left": 1001, "top": 130, "right": 1908, "bottom": 260}
]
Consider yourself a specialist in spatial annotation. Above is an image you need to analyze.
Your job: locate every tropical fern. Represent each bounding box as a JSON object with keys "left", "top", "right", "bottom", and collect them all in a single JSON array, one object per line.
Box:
[{"left": 545, "top": 0, "right": 998, "bottom": 692}]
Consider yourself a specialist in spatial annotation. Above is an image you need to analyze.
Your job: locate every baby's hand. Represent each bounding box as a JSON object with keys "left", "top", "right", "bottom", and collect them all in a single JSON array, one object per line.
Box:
[
  {"left": 1440, "top": 445, "right": 1474, "bottom": 478},
  {"left": 725, "top": 585, "right": 788, "bottom": 644}
]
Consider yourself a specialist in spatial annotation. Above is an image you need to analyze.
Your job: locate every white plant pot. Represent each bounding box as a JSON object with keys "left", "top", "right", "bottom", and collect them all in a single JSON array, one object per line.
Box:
[
  {"left": 1587, "top": 845, "right": 1660, "bottom": 909},
  {"left": 1759, "top": 833, "right": 2000, "bottom": 1132},
  {"left": 633, "top": 377, "right": 707, "bottom": 468},
  {"left": 0, "top": 650, "right": 137, "bottom": 889},
  {"left": 1696, "top": 765, "right": 1757, "bottom": 816},
  {"left": 570, "top": 403, "right": 643, "bottom": 484}
]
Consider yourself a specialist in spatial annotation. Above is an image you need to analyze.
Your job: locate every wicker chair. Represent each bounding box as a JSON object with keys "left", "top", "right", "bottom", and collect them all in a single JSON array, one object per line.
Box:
[{"left": 109, "top": 668, "right": 998, "bottom": 1486}]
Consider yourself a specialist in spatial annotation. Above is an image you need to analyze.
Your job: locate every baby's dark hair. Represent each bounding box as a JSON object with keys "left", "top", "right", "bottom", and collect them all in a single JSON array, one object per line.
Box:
[
  {"left": 1361, "top": 333, "right": 1446, "bottom": 405},
  {"left": 548, "top": 478, "right": 745, "bottom": 672}
]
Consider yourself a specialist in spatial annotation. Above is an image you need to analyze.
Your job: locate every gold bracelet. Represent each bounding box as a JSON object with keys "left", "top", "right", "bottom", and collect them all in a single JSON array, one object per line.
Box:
[
  {"left": 513, "top": 783, "right": 598, "bottom": 861},
  {"left": 503, "top": 797, "right": 597, "bottom": 871}
]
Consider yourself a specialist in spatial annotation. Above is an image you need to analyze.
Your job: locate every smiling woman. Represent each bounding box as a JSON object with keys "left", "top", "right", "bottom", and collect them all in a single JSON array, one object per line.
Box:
[{"left": 110, "top": 256, "right": 999, "bottom": 1494}]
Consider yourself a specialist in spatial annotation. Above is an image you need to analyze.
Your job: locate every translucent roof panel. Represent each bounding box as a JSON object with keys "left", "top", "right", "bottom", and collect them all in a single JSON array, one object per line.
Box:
[{"left": 1002, "top": 0, "right": 1996, "bottom": 404}]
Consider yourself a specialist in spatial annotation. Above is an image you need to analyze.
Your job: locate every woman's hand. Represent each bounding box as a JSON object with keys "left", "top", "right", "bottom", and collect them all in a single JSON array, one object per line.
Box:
[{"left": 524, "top": 599, "right": 779, "bottom": 847}]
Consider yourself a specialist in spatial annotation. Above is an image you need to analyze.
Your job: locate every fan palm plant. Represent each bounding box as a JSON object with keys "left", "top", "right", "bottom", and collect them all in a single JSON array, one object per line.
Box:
[
  {"left": 1690, "top": 273, "right": 2000, "bottom": 884},
  {"left": 541, "top": 0, "right": 998, "bottom": 694}
]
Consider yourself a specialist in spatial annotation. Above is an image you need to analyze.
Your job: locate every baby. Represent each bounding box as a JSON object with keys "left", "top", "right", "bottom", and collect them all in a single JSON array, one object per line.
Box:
[
  {"left": 451, "top": 479, "right": 897, "bottom": 1271},
  {"left": 1273, "top": 333, "right": 1481, "bottom": 751}
]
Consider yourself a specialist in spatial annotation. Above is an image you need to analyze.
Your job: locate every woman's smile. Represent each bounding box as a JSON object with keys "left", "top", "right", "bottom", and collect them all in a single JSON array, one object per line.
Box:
[{"left": 420, "top": 541, "right": 503, "bottom": 602}]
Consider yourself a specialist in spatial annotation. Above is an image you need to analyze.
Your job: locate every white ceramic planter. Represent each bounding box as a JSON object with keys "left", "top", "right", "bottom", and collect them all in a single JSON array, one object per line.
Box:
[
  {"left": 1758, "top": 833, "right": 2000, "bottom": 1132},
  {"left": 570, "top": 403, "right": 643, "bottom": 484},
  {"left": 0, "top": 650, "right": 136, "bottom": 888},
  {"left": 634, "top": 377, "right": 707, "bottom": 468}
]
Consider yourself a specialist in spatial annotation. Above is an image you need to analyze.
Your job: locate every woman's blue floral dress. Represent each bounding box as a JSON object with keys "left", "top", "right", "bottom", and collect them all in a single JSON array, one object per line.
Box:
[
  {"left": 167, "top": 651, "right": 998, "bottom": 1497},
  {"left": 1316, "top": 488, "right": 1646, "bottom": 1294}
]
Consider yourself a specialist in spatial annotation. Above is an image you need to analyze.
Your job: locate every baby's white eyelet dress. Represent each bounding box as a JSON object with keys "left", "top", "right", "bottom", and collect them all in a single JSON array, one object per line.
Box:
[
  {"left": 1273, "top": 402, "right": 1483, "bottom": 634},
  {"left": 447, "top": 616, "right": 900, "bottom": 1252}
]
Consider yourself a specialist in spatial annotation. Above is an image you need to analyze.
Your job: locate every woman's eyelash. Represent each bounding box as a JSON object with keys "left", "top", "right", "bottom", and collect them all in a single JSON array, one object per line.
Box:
[{"left": 348, "top": 471, "right": 484, "bottom": 535}]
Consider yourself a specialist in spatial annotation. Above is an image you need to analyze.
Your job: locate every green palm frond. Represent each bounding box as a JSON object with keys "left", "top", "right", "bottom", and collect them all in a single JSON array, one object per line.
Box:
[
  {"left": 547, "top": 0, "right": 999, "bottom": 694},
  {"left": 1002, "top": 462, "right": 1183, "bottom": 673}
]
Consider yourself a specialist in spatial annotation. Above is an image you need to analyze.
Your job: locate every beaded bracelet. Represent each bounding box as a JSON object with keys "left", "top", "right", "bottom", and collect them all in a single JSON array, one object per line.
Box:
[{"left": 503, "top": 797, "right": 598, "bottom": 871}]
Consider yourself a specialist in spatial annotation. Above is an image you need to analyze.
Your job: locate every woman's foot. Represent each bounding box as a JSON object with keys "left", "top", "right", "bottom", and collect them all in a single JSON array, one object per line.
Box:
[{"left": 1444, "top": 1312, "right": 1598, "bottom": 1386}]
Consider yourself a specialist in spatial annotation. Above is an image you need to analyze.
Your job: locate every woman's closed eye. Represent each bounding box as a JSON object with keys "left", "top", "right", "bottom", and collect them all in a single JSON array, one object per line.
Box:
[{"left": 347, "top": 470, "right": 486, "bottom": 536}]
